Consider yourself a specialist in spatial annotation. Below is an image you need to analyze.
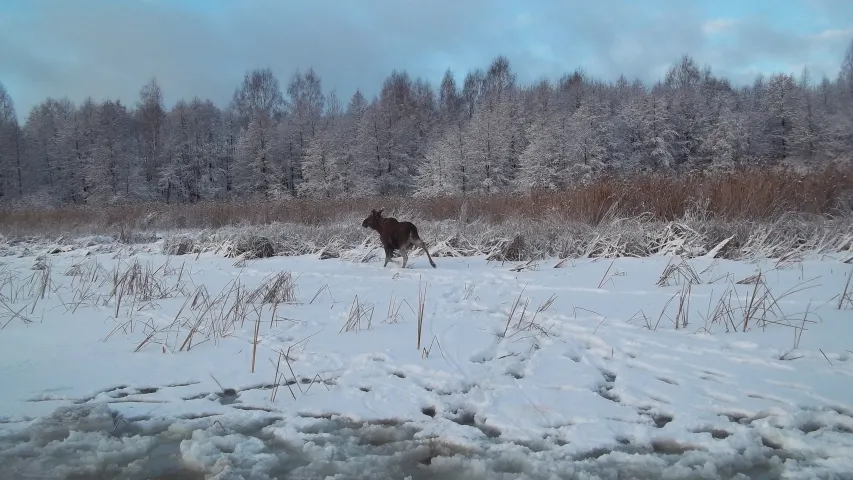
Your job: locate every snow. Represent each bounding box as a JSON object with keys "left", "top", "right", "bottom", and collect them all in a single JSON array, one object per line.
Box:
[{"left": 1, "top": 237, "right": 852, "bottom": 479}]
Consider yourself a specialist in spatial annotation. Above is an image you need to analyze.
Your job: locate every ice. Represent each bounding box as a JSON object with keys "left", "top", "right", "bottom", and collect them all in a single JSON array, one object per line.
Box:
[{"left": 0, "top": 238, "right": 852, "bottom": 479}]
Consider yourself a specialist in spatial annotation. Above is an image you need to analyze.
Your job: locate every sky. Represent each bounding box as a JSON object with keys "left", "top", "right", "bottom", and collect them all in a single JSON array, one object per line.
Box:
[{"left": 1, "top": 0, "right": 852, "bottom": 117}]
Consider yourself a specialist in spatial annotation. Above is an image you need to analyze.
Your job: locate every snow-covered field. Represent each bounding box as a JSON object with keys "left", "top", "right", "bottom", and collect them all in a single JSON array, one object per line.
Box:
[{"left": 1, "top": 234, "right": 852, "bottom": 480}]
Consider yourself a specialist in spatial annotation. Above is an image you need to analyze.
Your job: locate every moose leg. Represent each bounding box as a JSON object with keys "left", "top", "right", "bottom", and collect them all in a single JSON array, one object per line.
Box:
[
  {"left": 383, "top": 247, "right": 393, "bottom": 267},
  {"left": 412, "top": 239, "right": 437, "bottom": 268},
  {"left": 401, "top": 245, "right": 410, "bottom": 268}
]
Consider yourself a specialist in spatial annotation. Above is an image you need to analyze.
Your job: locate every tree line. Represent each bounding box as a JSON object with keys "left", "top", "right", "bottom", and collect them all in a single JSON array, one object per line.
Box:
[{"left": 1, "top": 41, "right": 852, "bottom": 208}]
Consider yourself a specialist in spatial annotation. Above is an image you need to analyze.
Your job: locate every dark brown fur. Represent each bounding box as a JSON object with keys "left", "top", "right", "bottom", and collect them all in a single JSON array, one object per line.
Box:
[{"left": 361, "top": 208, "right": 436, "bottom": 269}]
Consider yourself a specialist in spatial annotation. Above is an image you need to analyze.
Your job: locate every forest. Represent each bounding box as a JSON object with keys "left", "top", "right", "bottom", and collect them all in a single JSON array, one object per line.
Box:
[{"left": 1, "top": 41, "right": 852, "bottom": 210}]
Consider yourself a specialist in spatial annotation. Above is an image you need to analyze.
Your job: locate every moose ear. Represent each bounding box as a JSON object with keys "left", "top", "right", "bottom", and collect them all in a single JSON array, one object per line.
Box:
[{"left": 377, "top": 208, "right": 384, "bottom": 214}]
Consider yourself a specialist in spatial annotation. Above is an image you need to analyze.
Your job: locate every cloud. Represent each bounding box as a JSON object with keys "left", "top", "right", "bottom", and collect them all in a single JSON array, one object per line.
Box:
[
  {"left": 702, "top": 19, "right": 736, "bottom": 35},
  {"left": 0, "top": 0, "right": 850, "bottom": 116},
  {"left": 815, "top": 28, "right": 853, "bottom": 40}
]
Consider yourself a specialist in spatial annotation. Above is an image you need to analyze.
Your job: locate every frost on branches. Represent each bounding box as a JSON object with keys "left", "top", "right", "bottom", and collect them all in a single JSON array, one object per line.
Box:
[{"left": 2, "top": 43, "right": 853, "bottom": 207}]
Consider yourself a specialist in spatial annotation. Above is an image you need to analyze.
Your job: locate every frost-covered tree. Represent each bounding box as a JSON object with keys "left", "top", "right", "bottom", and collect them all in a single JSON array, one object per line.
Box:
[
  {"left": 616, "top": 90, "right": 676, "bottom": 171},
  {"left": 161, "top": 99, "right": 226, "bottom": 203},
  {"left": 282, "top": 68, "right": 325, "bottom": 195},
  {"left": 231, "top": 68, "right": 286, "bottom": 127},
  {"left": 0, "top": 82, "right": 23, "bottom": 201},
  {"left": 462, "top": 56, "right": 522, "bottom": 193},
  {"left": 159, "top": 100, "right": 192, "bottom": 203},
  {"left": 84, "top": 100, "right": 145, "bottom": 204},
  {"left": 465, "top": 98, "right": 515, "bottom": 193},
  {"left": 2, "top": 47, "right": 853, "bottom": 206},
  {"left": 298, "top": 90, "right": 342, "bottom": 198},
  {"left": 328, "top": 90, "right": 375, "bottom": 197},
  {"left": 517, "top": 112, "right": 569, "bottom": 191},
  {"left": 839, "top": 39, "right": 853, "bottom": 102},
  {"left": 664, "top": 55, "right": 704, "bottom": 167},
  {"left": 234, "top": 114, "right": 280, "bottom": 198},
  {"left": 644, "top": 93, "right": 678, "bottom": 170},
  {"left": 231, "top": 68, "right": 286, "bottom": 198},
  {"left": 461, "top": 69, "right": 484, "bottom": 119},
  {"left": 416, "top": 70, "right": 473, "bottom": 197},
  {"left": 700, "top": 102, "right": 742, "bottom": 169},
  {"left": 763, "top": 73, "right": 799, "bottom": 161},
  {"left": 438, "top": 69, "right": 462, "bottom": 123},
  {"left": 23, "top": 98, "right": 79, "bottom": 203},
  {"left": 137, "top": 78, "right": 166, "bottom": 191},
  {"left": 786, "top": 68, "right": 830, "bottom": 162},
  {"left": 564, "top": 93, "right": 610, "bottom": 181},
  {"left": 415, "top": 119, "right": 471, "bottom": 196},
  {"left": 370, "top": 70, "right": 425, "bottom": 194},
  {"left": 516, "top": 79, "right": 571, "bottom": 189}
]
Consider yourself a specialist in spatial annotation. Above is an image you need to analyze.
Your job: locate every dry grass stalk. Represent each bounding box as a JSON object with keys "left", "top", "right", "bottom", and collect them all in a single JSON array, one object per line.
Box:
[
  {"left": 773, "top": 249, "right": 804, "bottom": 270},
  {"left": 128, "top": 275, "right": 259, "bottom": 353},
  {"left": 189, "top": 284, "right": 211, "bottom": 309},
  {"left": 536, "top": 294, "right": 557, "bottom": 315},
  {"left": 309, "top": 284, "right": 334, "bottom": 305},
  {"left": 487, "top": 234, "right": 525, "bottom": 262},
  {"left": 510, "top": 258, "right": 540, "bottom": 272},
  {"left": 303, "top": 374, "right": 332, "bottom": 394},
  {"left": 108, "top": 259, "right": 189, "bottom": 321},
  {"left": 246, "top": 271, "right": 299, "bottom": 305},
  {"left": 269, "top": 331, "right": 323, "bottom": 402},
  {"left": 417, "top": 276, "right": 426, "bottom": 350},
  {"left": 270, "top": 350, "right": 286, "bottom": 402},
  {"left": 692, "top": 273, "right": 821, "bottom": 334},
  {"left": 597, "top": 260, "right": 615, "bottom": 289},
  {"left": 134, "top": 326, "right": 161, "bottom": 353},
  {"left": 67, "top": 267, "right": 104, "bottom": 314},
  {"left": 654, "top": 293, "right": 679, "bottom": 331},
  {"left": 251, "top": 308, "right": 262, "bottom": 373},
  {"left": 221, "top": 280, "right": 249, "bottom": 331},
  {"left": 462, "top": 283, "right": 475, "bottom": 301},
  {"left": 341, "top": 295, "right": 374, "bottom": 333},
  {"left": 767, "top": 272, "right": 820, "bottom": 304},
  {"left": 697, "top": 285, "right": 738, "bottom": 333},
  {"left": 421, "top": 335, "right": 445, "bottom": 359},
  {"left": 819, "top": 348, "right": 834, "bottom": 366},
  {"left": 268, "top": 300, "right": 280, "bottom": 329},
  {"left": 657, "top": 257, "right": 702, "bottom": 287},
  {"left": 780, "top": 300, "right": 812, "bottom": 360},
  {"left": 176, "top": 297, "right": 213, "bottom": 351},
  {"left": 626, "top": 309, "right": 653, "bottom": 330},
  {"left": 501, "top": 285, "right": 528, "bottom": 338},
  {"left": 384, "top": 293, "right": 414, "bottom": 324},
  {"left": 282, "top": 354, "right": 302, "bottom": 394},
  {"left": 553, "top": 257, "right": 575, "bottom": 268},
  {"left": 0, "top": 296, "right": 33, "bottom": 329},
  {"left": 736, "top": 273, "right": 763, "bottom": 285},
  {"left": 675, "top": 283, "right": 692, "bottom": 329},
  {"left": 839, "top": 267, "right": 853, "bottom": 310},
  {"left": 592, "top": 316, "right": 609, "bottom": 335},
  {"left": 796, "top": 301, "right": 810, "bottom": 350}
]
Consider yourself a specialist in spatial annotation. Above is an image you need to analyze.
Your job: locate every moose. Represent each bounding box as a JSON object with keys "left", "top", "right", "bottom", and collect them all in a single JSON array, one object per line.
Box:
[{"left": 361, "top": 208, "right": 437, "bottom": 269}]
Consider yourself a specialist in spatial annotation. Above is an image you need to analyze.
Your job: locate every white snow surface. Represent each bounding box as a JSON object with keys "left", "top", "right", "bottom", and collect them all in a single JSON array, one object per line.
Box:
[{"left": 1, "top": 238, "right": 852, "bottom": 479}]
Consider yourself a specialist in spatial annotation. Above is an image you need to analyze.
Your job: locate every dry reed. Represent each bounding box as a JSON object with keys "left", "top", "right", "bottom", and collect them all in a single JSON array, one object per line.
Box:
[{"left": 1, "top": 165, "right": 851, "bottom": 237}]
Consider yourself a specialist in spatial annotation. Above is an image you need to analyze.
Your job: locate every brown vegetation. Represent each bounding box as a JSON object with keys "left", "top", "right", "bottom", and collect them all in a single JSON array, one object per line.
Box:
[{"left": 1, "top": 164, "right": 851, "bottom": 237}]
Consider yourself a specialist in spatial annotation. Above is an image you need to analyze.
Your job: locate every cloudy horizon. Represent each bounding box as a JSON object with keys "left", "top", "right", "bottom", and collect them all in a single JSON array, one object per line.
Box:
[{"left": 1, "top": 0, "right": 852, "bottom": 116}]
